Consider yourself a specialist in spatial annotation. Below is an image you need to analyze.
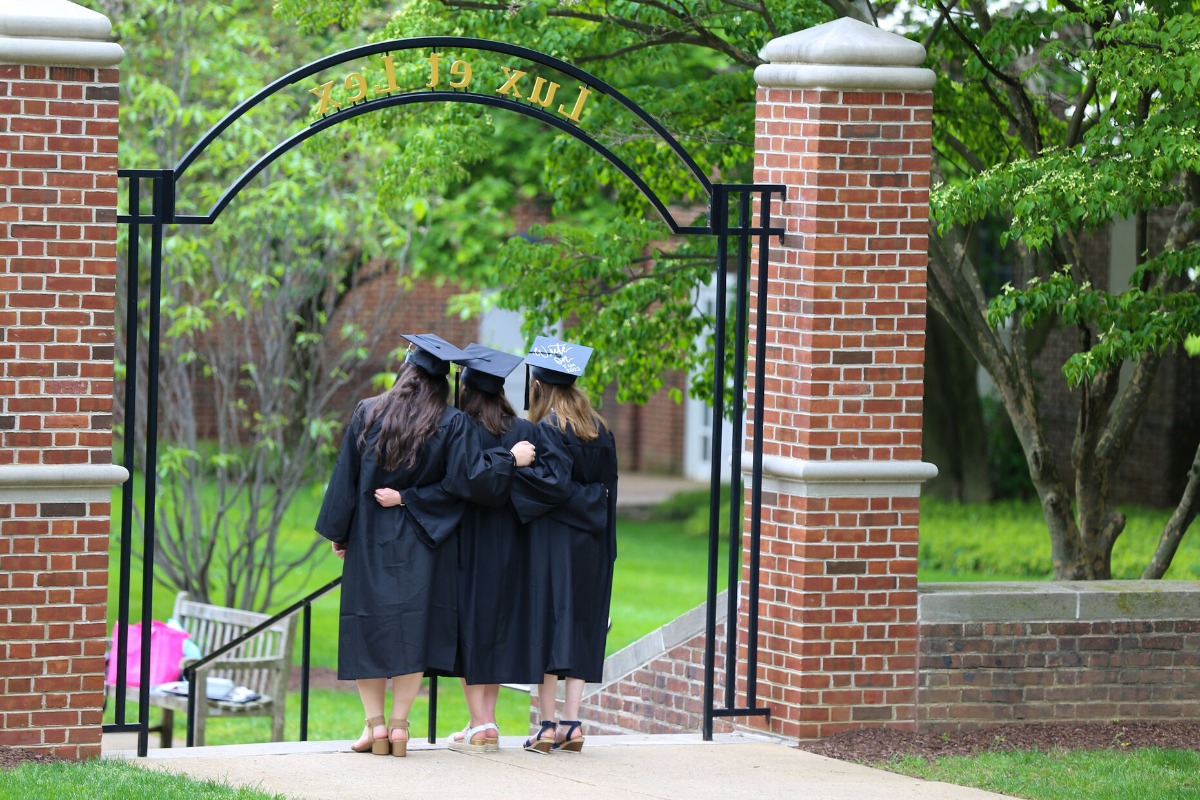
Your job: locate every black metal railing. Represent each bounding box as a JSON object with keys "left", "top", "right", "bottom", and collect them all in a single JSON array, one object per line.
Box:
[
  {"left": 181, "top": 577, "right": 340, "bottom": 747},
  {"left": 701, "top": 184, "right": 784, "bottom": 739}
]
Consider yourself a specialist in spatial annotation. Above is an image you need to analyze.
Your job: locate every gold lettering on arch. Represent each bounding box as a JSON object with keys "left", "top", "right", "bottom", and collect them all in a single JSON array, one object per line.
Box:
[{"left": 307, "top": 51, "right": 595, "bottom": 126}]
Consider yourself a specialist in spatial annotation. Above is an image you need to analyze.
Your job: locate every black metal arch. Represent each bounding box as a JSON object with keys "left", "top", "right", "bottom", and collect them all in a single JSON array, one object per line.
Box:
[
  {"left": 172, "top": 36, "right": 713, "bottom": 233},
  {"left": 108, "top": 34, "right": 785, "bottom": 758},
  {"left": 180, "top": 89, "right": 707, "bottom": 235}
]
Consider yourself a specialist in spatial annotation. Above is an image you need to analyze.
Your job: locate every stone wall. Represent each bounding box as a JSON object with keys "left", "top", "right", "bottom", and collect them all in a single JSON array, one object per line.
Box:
[
  {"left": 917, "top": 581, "right": 1200, "bottom": 729},
  {"left": 582, "top": 581, "right": 1200, "bottom": 739}
]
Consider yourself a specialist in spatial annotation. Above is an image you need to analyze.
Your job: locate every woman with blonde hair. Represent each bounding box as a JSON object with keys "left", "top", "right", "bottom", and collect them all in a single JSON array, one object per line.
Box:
[{"left": 513, "top": 336, "right": 618, "bottom": 754}]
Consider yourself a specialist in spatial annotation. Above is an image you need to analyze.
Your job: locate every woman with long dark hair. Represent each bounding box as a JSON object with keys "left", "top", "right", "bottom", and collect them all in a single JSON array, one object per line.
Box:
[
  {"left": 316, "top": 334, "right": 533, "bottom": 757},
  {"left": 514, "top": 337, "right": 618, "bottom": 755}
]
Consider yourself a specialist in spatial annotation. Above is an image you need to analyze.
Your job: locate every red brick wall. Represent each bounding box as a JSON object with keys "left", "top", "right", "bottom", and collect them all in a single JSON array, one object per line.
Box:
[
  {"left": 746, "top": 82, "right": 933, "bottom": 740},
  {"left": 581, "top": 583, "right": 1199, "bottom": 739},
  {"left": 0, "top": 63, "right": 121, "bottom": 760},
  {"left": 190, "top": 271, "right": 479, "bottom": 441},
  {"left": 917, "top": 582, "right": 1200, "bottom": 730},
  {"left": 919, "top": 618, "right": 1200, "bottom": 729},
  {"left": 0, "top": 65, "right": 118, "bottom": 466},
  {"left": 580, "top": 619, "right": 735, "bottom": 735}
]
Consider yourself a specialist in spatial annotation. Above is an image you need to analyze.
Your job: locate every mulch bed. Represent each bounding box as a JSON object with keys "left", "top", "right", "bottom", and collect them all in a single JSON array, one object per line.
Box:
[
  {"left": 796, "top": 720, "right": 1200, "bottom": 763},
  {"left": 0, "top": 746, "right": 58, "bottom": 770}
]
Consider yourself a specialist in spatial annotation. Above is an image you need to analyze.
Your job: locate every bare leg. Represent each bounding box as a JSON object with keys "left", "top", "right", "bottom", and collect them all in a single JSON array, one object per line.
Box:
[
  {"left": 537, "top": 673, "right": 558, "bottom": 724},
  {"left": 459, "top": 681, "right": 493, "bottom": 743},
  {"left": 482, "top": 683, "right": 500, "bottom": 721},
  {"left": 352, "top": 678, "right": 387, "bottom": 750},
  {"left": 388, "top": 672, "right": 423, "bottom": 746},
  {"left": 481, "top": 683, "right": 501, "bottom": 743},
  {"left": 522, "top": 674, "right": 560, "bottom": 751},
  {"left": 558, "top": 677, "right": 585, "bottom": 744}
]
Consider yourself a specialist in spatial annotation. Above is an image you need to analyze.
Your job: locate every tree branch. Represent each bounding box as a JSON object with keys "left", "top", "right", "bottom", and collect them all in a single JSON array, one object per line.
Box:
[
  {"left": 1065, "top": 74, "right": 1096, "bottom": 147},
  {"left": 1142, "top": 440, "right": 1200, "bottom": 579}
]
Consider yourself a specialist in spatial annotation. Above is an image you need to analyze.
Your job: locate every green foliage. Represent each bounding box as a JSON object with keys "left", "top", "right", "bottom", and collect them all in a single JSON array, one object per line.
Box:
[
  {"left": 917, "top": 498, "right": 1200, "bottom": 581},
  {"left": 637, "top": 485, "right": 734, "bottom": 538},
  {"left": 883, "top": 747, "right": 1200, "bottom": 800},
  {"left": 928, "top": 0, "right": 1200, "bottom": 387},
  {"left": 270, "top": 0, "right": 834, "bottom": 406},
  {"left": 77, "top": 0, "right": 433, "bottom": 610}
]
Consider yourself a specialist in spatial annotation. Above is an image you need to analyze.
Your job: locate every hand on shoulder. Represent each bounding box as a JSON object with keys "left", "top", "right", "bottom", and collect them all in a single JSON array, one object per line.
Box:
[{"left": 511, "top": 440, "right": 535, "bottom": 467}]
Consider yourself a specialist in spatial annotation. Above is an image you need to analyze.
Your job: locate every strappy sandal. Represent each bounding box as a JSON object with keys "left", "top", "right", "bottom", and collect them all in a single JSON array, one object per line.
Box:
[
  {"left": 523, "top": 720, "right": 558, "bottom": 754},
  {"left": 350, "top": 716, "right": 389, "bottom": 755},
  {"left": 388, "top": 717, "right": 409, "bottom": 757},
  {"left": 448, "top": 722, "right": 499, "bottom": 754},
  {"left": 553, "top": 720, "right": 584, "bottom": 753}
]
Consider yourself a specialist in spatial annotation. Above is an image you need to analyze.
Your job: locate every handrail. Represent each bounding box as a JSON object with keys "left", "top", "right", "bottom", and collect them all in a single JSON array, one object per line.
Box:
[{"left": 183, "top": 576, "right": 341, "bottom": 747}]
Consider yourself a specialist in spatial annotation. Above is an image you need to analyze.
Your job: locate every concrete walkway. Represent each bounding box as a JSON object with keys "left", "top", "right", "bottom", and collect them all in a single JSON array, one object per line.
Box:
[
  {"left": 104, "top": 733, "right": 1016, "bottom": 800},
  {"left": 614, "top": 472, "right": 707, "bottom": 510}
]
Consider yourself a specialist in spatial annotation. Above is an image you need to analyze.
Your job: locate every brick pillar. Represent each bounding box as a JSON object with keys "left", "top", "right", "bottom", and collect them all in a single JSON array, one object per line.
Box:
[
  {"left": 0, "top": 3, "right": 125, "bottom": 760},
  {"left": 744, "top": 18, "right": 937, "bottom": 740}
]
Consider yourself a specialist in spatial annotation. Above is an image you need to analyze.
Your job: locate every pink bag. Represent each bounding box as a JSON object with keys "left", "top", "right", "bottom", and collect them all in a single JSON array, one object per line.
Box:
[{"left": 106, "top": 621, "right": 191, "bottom": 688}]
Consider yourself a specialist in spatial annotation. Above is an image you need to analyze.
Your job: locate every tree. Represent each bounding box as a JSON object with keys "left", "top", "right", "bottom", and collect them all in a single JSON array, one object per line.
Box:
[
  {"left": 920, "top": 0, "right": 1200, "bottom": 577},
  {"left": 275, "top": 0, "right": 1200, "bottom": 579},
  {"left": 88, "top": 0, "right": 426, "bottom": 609}
]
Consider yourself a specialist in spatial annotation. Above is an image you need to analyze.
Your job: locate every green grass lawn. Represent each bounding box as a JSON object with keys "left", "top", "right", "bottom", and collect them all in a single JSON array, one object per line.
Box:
[
  {"left": 880, "top": 748, "right": 1200, "bottom": 800},
  {"left": 0, "top": 758, "right": 287, "bottom": 800}
]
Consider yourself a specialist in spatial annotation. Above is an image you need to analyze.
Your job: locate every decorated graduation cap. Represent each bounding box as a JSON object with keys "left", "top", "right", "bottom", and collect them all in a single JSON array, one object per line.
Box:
[
  {"left": 400, "top": 333, "right": 470, "bottom": 377},
  {"left": 455, "top": 343, "right": 523, "bottom": 395},
  {"left": 525, "top": 336, "right": 593, "bottom": 386}
]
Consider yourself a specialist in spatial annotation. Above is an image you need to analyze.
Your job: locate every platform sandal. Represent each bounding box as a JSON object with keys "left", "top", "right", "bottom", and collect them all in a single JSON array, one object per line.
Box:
[
  {"left": 448, "top": 722, "right": 499, "bottom": 754},
  {"left": 553, "top": 720, "right": 584, "bottom": 753},
  {"left": 350, "top": 716, "right": 389, "bottom": 755},
  {"left": 388, "top": 717, "right": 409, "bottom": 757},
  {"left": 523, "top": 720, "right": 558, "bottom": 754}
]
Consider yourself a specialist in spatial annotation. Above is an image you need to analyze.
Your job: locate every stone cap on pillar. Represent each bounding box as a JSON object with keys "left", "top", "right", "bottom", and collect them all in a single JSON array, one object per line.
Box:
[
  {"left": 0, "top": 0, "right": 124, "bottom": 67},
  {"left": 755, "top": 17, "right": 935, "bottom": 90}
]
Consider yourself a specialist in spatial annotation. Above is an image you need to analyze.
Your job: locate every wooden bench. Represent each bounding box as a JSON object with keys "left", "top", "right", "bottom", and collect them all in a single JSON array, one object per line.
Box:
[{"left": 107, "top": 591, "right": 297, "bottom": 748}]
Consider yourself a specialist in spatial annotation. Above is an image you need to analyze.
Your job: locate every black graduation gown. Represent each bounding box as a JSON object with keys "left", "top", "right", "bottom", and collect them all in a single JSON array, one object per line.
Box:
[
  {"left": 512, "top": 417, "right": 618, "bottom": 683},
  {"left": 457, "top": 416, "right": 539, "bottom": 685},
  {"left": 315, "top": 400, "right": 512, "bottom": 680}
]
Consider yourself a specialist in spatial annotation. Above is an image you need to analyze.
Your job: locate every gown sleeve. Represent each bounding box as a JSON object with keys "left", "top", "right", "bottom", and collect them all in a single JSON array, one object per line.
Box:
[
  {"left": 463, "top": 444, "right": 520, "bottom": 509},
  {"left": 314, "top": 403, "right": 363, "bottom": 544},
  {"left": 401, "top": 413, "right": 511, "bottom": 548},
  {"left": 543, "top": 479, "right": 608, "bottom": 535},
  {"left": 510, "top": 421, "right": 575, "bottom": 524},
  {"left": 510, "top": 419, "right": 608, "bottom": 531}
]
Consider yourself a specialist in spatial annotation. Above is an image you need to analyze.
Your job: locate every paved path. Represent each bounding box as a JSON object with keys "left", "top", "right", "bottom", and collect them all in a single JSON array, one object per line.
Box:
[{"left": 105, "top": 733, "right": 1016, "bottom": 800}]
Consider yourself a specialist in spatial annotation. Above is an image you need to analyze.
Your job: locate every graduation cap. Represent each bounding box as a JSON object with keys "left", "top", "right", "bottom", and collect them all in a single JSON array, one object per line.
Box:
[
  {"left": 400, "top": 333, "right": 470, "bottom": 377},
  {"left": 454, "top": 343, "right": 524, "bottom": 395},
  {"left": 525, "top": 336, "right": 593, "bottom": 386}
]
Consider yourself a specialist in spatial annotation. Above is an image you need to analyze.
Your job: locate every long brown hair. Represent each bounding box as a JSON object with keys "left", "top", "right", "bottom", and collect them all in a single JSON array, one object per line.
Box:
[
  {"left": 359, "top": 361, "right": 449, "bottom": 470},
  {"left": 459, "top": 385, "right": 516, "bottom": 437},
  {"left": 528, "top": 380, "right": 606, "bottom": 441}
]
